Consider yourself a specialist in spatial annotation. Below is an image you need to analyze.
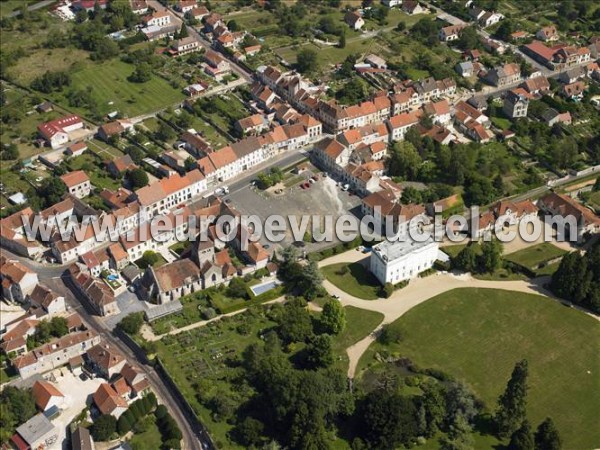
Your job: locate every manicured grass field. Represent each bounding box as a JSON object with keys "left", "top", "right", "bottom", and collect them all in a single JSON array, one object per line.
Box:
[
  {"left": 504, "top": 243, "right": 568, "bottom": 271},
  {"left": 440, "top": 243, "right": 468, "bottom": 259},
  {"left": 322, "top": 262, "right": 382, "bottom": 300},
  {"left": 357, "top": 288, "right": 600, "bottom": 449},
  {"left": 64, "top": 59, "right": 185, "bottom": 118}
]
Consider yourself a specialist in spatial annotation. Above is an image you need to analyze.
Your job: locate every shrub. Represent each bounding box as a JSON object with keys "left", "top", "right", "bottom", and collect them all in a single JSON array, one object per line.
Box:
[
  {"left": 117, "top": 312, "right": 144, "bottom": 335},
  {"left": 381, "top": 282, "right": 394, "bottom": 298},
  {"left": 91, "top": 414, "right": 117, "bottom": 441},
  {"left": 378, "top": 324, "right": 403, "bottom": 345},
  {"left": 201, "top": 307, "right": 217, "bottom": 320},
  {"left": 155, "top": 405, "right": 168, "bottom": 420}
]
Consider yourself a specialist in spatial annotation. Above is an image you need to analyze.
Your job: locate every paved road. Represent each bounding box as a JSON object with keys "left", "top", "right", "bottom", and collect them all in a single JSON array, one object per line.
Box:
[
  {"left": 5, "top": 0, "right": 54, "bottom": 17},
  {"left": 163, "top": 2, "right": 253, "bottom": 83}
]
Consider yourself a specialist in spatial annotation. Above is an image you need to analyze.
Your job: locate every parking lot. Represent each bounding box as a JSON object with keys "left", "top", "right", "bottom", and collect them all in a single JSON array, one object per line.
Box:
[
  {"left": 48, "top": 370, "right": 104, "bottom": 449},
  {"left": 228, "top": 175, "right": 362, "bottom": 251}
]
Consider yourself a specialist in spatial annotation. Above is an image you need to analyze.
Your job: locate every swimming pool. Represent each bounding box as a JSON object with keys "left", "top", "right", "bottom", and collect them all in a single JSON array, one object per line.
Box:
[{"left": 250, "top": 280, "right": 280, "bottom": 296}]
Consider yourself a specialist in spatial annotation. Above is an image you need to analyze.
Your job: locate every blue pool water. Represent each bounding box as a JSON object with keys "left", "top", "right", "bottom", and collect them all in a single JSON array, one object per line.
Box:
[{"left": 251, "top": 280, "right": 279, "bottom": 296}]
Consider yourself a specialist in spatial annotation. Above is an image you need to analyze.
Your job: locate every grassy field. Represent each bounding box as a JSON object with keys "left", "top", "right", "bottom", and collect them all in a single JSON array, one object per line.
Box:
[
  {"left": 322, "top": 262, "right": 382, "bottom": 300},
  {"left": 65, "top": 152, "right": 121, "bottom": 191},
  {"left": 60, "top": 59, "right": 185, "bottom": 118},
  {"left": 357, "top": 288, "right": 600, "bottom": 450},
  {"left": 440, "top": 243, "right": 469, "bottom": 259},
  {"left": 505, "top": 243, "right": 568, "bottom": 272}
]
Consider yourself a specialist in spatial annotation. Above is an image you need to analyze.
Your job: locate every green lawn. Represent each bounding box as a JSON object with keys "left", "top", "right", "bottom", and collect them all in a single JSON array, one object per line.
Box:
[
  {"left": 331, "top": 306, "right": 384, "bottom": 372},
  {"left": 62, "top": 59, "right": 185, "bottom": 118},
  {"left": 357, "top": 288, "right": 600, "bottom": 450},
  {"left": 440, "top": 243, "right": 469, "bottom": 259},
  {"left": 491, "top": 116, "right": 512, "bottom": 130},
  {"left": 322, "top": 262, "right": 382, "bottom": 300},
  {"left": 505, "top": 243, "right": 568, "bottom": 272},
  {"left": 128, "top": 416, "right": 163, "bottom": 450}
]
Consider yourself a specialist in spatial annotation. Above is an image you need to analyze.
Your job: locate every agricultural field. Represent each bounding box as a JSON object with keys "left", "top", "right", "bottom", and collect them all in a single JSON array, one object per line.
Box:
[{"left": 357, "top": 288, "right": 600, "bottom": 450}]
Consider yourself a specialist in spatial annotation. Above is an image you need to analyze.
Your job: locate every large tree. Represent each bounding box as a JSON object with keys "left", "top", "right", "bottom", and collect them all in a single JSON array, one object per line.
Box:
[
  {"left": 91, "top": 414, "right": 117, "bottom": 441},
  {"left": 534, "top": 418, "right": 561, "bottom": 450},
  {"left": 295, "top": 48, "right": 318, "bottom": 74},
  {"left": 319, "top": 298, "right": 346, "bottom": 334},
  {"left": 509, "top": 420, "right": 535, "bottom": 450},
  {"left": 495, "top": 359, "right": 529, "bottom": 438},
  {"left": 359, "top": 389, "right": 419, "bottom": 449}
]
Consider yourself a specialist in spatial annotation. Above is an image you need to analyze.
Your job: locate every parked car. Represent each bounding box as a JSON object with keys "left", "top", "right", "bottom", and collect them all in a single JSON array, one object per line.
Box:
[{"left": 341, "top": 183, "right": 350, "bottom": 191}]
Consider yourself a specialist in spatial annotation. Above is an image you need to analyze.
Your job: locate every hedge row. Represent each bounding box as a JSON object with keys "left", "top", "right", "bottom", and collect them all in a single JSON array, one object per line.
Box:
[{"left": 117, "top": 392, "right": 157, "bottom": 435}]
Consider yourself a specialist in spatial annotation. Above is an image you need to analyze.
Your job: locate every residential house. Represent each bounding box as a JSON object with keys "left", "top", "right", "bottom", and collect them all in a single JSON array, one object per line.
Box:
[
  {"left": 176, "top": 0, "right": 197, "bottom": 13},
  {"left": 93, "top": 383, "right": 127, "bottom": 418},
  {"left": 491, "top": 199, "right": 539, "bottom": 226},
  {"left": 183, "top": 83, "right": 206, "bottom": 97},
  {"left": 180, "top": 131, "right": 212, "bottom": 157},
  {"left": 37, "top": 115, "right": 84, "bottom": 149},
  {"left": 60, "top": 170, "right": 92, "bottom": 199},
  {"left": 536, "top": 25, "right": 559, "bottom": 42},
  {"left": 484, "top": 63, "right": 521, "bottom": 87},
  {"left": 28, "top": 284, "right": 65, "bottom": 315},
  {"left": 143, "top": 10, "right": 171, "bottom": 27},
  {"left": 108, "top": 242, "right": 129, "bottom": 270},
  {"left": 87, "top": 342, "right": 127, "bottom": 378},
  {"left": 387, "top": 111, "right": 421, "bottom": 141},
  {"left": 454, "top": 101, "right": 492, "bottom": 142},
  {"left": 121, "top": 363, "right": 151, "bottom": 397},
  {"left": 203, "top": 12, "right": 223, "bottom": 32},
  {"left": 66, "top": 141, "right": 88, "bottom": 157},
  {"left": 559, "top": 66, "right": 585, "bottom": 84},
  {"left": 135, "top": 169, "right": 207, "bottom": 218},
  {"left": 314, "top": 138, "right": 351, "bottom": 175},
  {"left": 203, "top": 49, "right": 231, "bottom": 80},
  {"left": 422, "top": 99, "right": 451, "bottom": 125},
  {"left": 68, "top": 264, "right": 119, "bottom": 316},
  {"left": 537, "top": 192, "right": 600, "bottom": 241},
  {"left": 187, "top": 6, "right": 209, "bottom": 21},
  {"left": 32, "top": 380, "right": 66, "bottom": 412},
  {"left": 1, "top": 317, "right": 39, "bottom": 356},
  {"left": 479, "top": 11, "right": 503, "bottom": 28},
  {"left": 520, "top": 76, "right": 550, "bottom": 96},
  {"left": 235, "top": 114, "right": 269, "bottom": 136},
  {"left": 370, "top": 238, "right": 439, "bottom": 285},
  {"left": 106, "top": 155, "right": 137, "bottom": 178},
  {"left": 293, "top": 114, "right": 322, "bottom": 141},
  {"left": 197, "top": 145, "right": 240, "bottom": 184},
  {"left": 98, "top": 121, "right": 125, "bottom": 142},
  {"left": 130, "top": 0, "right": 148, "bottom": 14},
  {"left": 540, "top": 108, "right": 572, "bottom": 126},
  {"left": 345, "top": 11, "right": 364, "bottom": 30},
  {"left": 503, "top": 88, "right": 530, "bottom": 119},
  {"left": 171, "top": 36, "right": 200, "bottom": 56},
  {"left": 561, "top": 81, "right": 586, "bottom": 100},
  {"left": 402, "top": 0, "right": 424, "bottom": 15},
  {"left": 439, "top": 24, "right": 466, "bottom": 42},
  {"left": 0, "top": 258, "right": 38, "bottom": 303},
  {"left": 12, "top": 330, "right": 101, "bottom": 378},
  {"left": 469, "top": 6, "right": 486, "bottom": 20}
]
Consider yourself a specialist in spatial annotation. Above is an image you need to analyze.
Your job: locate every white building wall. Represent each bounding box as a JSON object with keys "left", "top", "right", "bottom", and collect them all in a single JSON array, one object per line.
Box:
[{"left": 370, "top": 240, "right": 439, "bottom": 285}]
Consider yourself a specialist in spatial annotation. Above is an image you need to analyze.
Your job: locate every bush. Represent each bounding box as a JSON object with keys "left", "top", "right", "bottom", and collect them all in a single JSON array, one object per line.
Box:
[
  {"left": 381, "top": 282, "right": 394, "bottom": 298},
  {"left": 377, "top": 324, "right": 403, "bottom": 345},
  {"left": 91, "top": 414, "right": 117, "bottom": 441},
  {"left": 155, "top": 404, "right": 168, "bottom": 420},
  {"left": 335, "top": 265, "right": 349, "bottom": 276},
  {"left": 201, "top": 307, "right": 217, "bottom": 320},
  {"left": 117, "top": 312, "right": 144, "bottom": 335}
]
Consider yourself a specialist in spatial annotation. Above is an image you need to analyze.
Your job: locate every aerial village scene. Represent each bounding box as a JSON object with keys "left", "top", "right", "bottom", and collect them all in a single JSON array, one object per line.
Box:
[{"left": 0, "top": 0, "right": 599, "bottom": 449}]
